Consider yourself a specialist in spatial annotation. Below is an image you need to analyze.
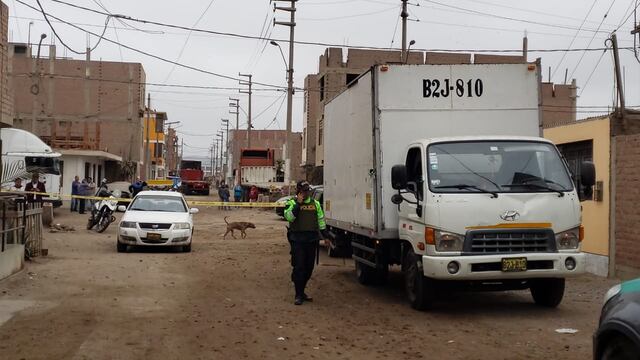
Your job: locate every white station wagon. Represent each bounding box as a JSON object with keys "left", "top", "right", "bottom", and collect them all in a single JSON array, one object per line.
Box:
[{"left": 117, "top": 191, "right": 199, "bottom": 253}]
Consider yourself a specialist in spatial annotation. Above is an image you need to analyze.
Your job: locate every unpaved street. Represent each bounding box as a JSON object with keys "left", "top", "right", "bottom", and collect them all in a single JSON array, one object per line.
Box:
[{"left": 0, "top": 196, "right": 617, "bottom": 359}]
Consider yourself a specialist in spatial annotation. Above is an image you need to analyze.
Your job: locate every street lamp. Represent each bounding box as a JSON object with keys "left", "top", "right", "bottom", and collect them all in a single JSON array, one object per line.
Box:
[
  {"left": 405, "top": 40, "right": 416, "bottom": 64},
  {"left": 36, "top": 33, "right": 47, "bottom": 59},
  {"left": 28, "top": 21, "right": 34, "bottom": 51},
  {"left": 270, "top": 41, "right": 288, "bottom": 72}
]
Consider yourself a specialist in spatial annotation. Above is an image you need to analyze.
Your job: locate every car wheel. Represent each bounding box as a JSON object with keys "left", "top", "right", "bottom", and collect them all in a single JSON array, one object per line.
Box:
[
  {"left": 403, "top": 250, "right": 436, "bottom": 311},
  {"left": 529, "top": 278, "right": 565, "bottom": 307},
  {"left": 182, "top": 243, "right": 192, "bottom": 253},
  {"left": 117, "top": 241, "right": 127, "bottom": 253},
  {"left": 355, "top": 260, "right": 387, "bottom": 286},
  {"left": 601, "top": 335, "right": 638, "bottom": 360}
]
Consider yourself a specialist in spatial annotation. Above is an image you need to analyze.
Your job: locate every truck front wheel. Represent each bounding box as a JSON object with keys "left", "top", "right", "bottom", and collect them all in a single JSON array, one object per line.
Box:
[
  {"left": 529, "top": 278, "right": 565, "bottom": 307},
  {"left": 403, "top": 251, "right": 436, "bottom": 310}
]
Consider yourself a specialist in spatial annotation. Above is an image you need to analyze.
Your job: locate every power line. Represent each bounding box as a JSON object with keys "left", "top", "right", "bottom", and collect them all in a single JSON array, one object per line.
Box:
[
  {"left": 569, "top": 0, "right": 619, "bottom": 80},
  {"left": 92, "top": 0, "right": 123, "bottom": 61},
  {"left": 18, "top": 0, "right": 286, "bottom": 89},
  {"left": 298, "top": 5, "right": 399, "bottom": 21},
  {"left": 614, "top": 0, "right": 640, "bottom": 31},
  {"left": 45, "top": 0, "right": 631, "bottom": 54},
  {"left": 163, "top": 0, "right": 216, "bottom": 83},
  {"left": 35, "top": 0, "right": 110, "bottom": 54},
  {"left": 579, "top": 48, "right": 610, "bottom": 97},
  {"left": 551, "top": 0, "right": 599, "bottom": 81},
  {"left": 420, "top": 0, "right": 613, "bottom": 33}
]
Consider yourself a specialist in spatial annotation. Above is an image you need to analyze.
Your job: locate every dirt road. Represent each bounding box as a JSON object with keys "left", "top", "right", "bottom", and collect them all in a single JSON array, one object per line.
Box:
[{"left": 0, "top": 196, "right": 616, "bottom": 359}]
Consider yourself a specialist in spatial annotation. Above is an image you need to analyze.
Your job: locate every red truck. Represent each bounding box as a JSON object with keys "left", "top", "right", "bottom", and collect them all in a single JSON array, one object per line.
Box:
[{"left": 179, "top": 160, "right": 209, "bottom": 195}]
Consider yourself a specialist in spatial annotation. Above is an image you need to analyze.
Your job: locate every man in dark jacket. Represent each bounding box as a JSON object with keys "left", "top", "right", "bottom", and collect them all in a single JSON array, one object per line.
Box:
[
  {"left": 284, "top": 181, "right": 326, "bottom": 305},
  {"left": 129, "top": 177, "right": 147, "bottom": 197},
  {"left": 24, "top": 173, "right": 46, "bottom": 203}
]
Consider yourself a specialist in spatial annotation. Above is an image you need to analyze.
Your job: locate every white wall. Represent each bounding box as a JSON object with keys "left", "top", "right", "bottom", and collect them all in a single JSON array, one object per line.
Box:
[{"left": 60, "top": 156, "right": 107, "bottom": 196}]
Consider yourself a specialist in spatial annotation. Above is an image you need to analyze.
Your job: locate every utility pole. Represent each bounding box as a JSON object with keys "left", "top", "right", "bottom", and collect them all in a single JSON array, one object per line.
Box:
[
  {"left": 228, "top": 98, "right": 240, "bottom": 183},
  {"left": 610, "top": 33, "right": 626, "bottom": 120},
  {"left": 401, "top": 0, "right": 408, "bottom": 61},
  {"left": 274, "top": 0, "right": 296, "bottom": 185},
  {"left": 210, "top": 145, "right": 214, "bottom": 180},
  {"left": 222, "top": 119, "right": 230, "bottom": 169},
  {"left": 239, "top": 74, "right": 253, "bottom": 148},
  {"left": 145, "top": 93, "right": 151, "bottom": 180}
]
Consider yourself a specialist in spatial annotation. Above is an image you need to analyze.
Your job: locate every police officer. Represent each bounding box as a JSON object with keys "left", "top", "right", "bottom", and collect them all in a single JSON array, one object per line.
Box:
[{"left": 284, "top": 181, "right": 326, "bottom": 305}]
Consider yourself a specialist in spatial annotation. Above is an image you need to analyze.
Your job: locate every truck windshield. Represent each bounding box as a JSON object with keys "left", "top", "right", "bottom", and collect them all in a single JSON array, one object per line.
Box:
[{"left": 427, "top": 141, "right": 574, "bottom": 195}]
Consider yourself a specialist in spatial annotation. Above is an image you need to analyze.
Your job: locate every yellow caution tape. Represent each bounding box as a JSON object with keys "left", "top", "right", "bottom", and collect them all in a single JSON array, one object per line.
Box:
[{"left": 0, "top": 190, "right": 285, "bottom": 207}]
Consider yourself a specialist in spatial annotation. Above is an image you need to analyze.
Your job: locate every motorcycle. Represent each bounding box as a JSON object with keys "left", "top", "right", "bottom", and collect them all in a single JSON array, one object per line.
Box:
[{"left": 87, "top": 189, "right": 121, "bottom": 233}]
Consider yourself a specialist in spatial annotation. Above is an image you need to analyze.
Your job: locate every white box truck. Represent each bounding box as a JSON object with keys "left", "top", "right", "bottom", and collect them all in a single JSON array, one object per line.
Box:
[{"left": 323, "top": 63, "right": 595, "bottom": 310}]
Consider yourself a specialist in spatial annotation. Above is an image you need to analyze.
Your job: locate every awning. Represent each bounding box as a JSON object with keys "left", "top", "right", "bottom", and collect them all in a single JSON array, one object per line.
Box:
[{"left": 57, "top": 149, "right": 123, "bottom": 162}]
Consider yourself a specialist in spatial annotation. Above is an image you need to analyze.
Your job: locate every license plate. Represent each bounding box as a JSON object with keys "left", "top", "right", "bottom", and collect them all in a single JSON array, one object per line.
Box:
[
  {"left": 501, "top": 257, "right": 527, "bottom": 272},
  {"left": 147, "top": 233, "right": 161, "bottom": 241}
]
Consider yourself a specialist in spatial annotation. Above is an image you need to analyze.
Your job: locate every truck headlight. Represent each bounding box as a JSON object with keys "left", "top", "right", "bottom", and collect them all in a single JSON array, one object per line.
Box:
[
  {"left": 434, "top": 230, "right": 464, "bottom": 252},
  {"left": 174, "top": 222, "right": 191, "bottom": 230},
  {"left": 120, "top": 221, "right": 137, "bottom": 229},
  {"left": 555, "top": 227, "right": 581, "bottom": 250}
]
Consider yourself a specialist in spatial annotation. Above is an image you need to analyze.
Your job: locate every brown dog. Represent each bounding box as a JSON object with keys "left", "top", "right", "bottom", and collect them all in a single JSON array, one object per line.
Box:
[{"left": 223, "top": 216, "right": 256, "bottom": 239}]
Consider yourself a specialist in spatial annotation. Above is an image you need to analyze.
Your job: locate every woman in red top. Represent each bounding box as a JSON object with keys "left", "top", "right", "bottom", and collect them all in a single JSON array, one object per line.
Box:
[{"left": 249, "top": 186, "right": 259, "bottom": 202}]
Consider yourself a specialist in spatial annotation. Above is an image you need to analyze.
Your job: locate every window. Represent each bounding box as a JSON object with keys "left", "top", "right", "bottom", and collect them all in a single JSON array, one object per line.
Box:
[
  {"left": 346, "top": 73, "right": 359, "bottom": 85},
  {"left": 557, "top": 140, "right": 593, "bottom": 199},
  {"left": 154, "top": 143, "right": 164, "bottom": 158},
  {"left": 318, "top": 116, "right": 324, "bottom": 146},
  {"left": 405, "top": 147, "right": 424, "bottom": 200},
  {"left": 84, "top": 162, "right": 90, "bottom": 180},
  {"left": 427, "top": 141, "right": 574, "bottom": 195},
  {"left": 319, "top": 76, "right": 325, "bottom": 101}
]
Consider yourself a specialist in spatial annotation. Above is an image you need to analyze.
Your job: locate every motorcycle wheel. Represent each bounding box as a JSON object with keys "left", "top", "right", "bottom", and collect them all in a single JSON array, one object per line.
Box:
[
  {"left": 86, "top": 215, "right": 95, "bottom": 230},
  {"left": 95, "top": 213, "right": 111, "bottom": 233}
]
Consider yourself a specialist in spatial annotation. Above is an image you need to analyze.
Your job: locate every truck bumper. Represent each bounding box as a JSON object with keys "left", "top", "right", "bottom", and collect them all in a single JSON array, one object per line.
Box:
[{"left": 421, "top": 252, "right": 585, "bottom": 280}]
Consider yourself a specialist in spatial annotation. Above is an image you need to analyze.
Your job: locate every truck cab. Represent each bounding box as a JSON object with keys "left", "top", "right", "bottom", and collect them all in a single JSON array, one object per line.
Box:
[{"left": 391, "top": 136, "right": 595, "bottom": 309}]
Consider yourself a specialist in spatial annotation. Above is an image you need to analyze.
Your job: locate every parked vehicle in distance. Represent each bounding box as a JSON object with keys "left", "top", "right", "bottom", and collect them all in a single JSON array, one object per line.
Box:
[
  {"left": 117, "top": 191, "right": 198, "bottom": 253},
  {"left": 594, "top": 278, "right": 640, "bottom": 360},
  {"left": 179, "top": 160, "right": 209, "bottom": 195},
  {"left": 323, "top": 63, "right": 594, "bottom": 310},
  {"left": 107, "top": 181, "right": 132, "bottom": 209}
]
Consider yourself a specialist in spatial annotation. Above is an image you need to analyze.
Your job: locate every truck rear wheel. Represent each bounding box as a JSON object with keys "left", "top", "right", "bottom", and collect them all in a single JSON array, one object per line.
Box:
[
  {"left": 403, "top": 251, "right": 436, "bottom": 310},
  {"left": 529, "top": 278, "right": 565, "bottom": 307},
  {"left": 355, "top": 261, "right": 387, "bottom": 286}
]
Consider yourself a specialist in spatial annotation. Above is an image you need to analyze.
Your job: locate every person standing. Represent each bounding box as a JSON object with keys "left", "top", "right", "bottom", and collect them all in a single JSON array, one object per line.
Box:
[
  {"left": 71, "top": 176, "right": 80, "bottom": 212},
  {"left": 129, "top": 177, "right": 147, "bottom": 197},
  {"left": 249, "top": 185, "right": 259, "bottom": 203},
  {"left": 9, "top": 178, "right": 23, "bottom": 192},
  {"left": 222, "top": 183, "right": 231, "bottom": 210},
  {"left": 234, "top": 183, "right": 243, "bottom": 202},
  {"left": 24, "top": 173, "right": 46, "bottom": 203},
  {"left": 284, "top": 181, "right": 327, "bottom": 305},
  {"left": 78, "top": 179, "right": 90, "bottom": 214}
]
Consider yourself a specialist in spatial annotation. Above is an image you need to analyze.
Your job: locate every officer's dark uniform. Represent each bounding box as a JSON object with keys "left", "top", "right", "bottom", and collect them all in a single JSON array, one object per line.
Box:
[{"left": 284, "top": 182, "right": 326, "bottom": 305}]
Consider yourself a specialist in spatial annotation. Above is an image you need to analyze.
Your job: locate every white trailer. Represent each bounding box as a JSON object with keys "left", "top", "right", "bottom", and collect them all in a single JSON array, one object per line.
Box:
[{"left": 324, "top": 63, "right": 594, "bottom": 310}]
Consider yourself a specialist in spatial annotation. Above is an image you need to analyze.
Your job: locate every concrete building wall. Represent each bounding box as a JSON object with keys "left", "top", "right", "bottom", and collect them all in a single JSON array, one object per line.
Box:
[
  {"left": 544, "top": 117, "right": 611, "bottom": 276},
  {"left": 302, "top": 75, "right": 319, "bottom": 166},
  {"left": 541, "top": 81, "right": 577, "bottom": 128},
  {"left": 0, "top": 2, "right": 13, "bottom": 127},
  {"left": 10, "top": 45, "right": 146, "bottom": 166}
]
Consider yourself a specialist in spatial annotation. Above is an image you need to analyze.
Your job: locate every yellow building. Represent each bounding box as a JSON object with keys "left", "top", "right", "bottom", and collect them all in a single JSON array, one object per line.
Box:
[
  {"left": 143, "top": 112, "right": 167, "bottom": 179},
  {"left": 544, "top": 116, "right": 610, "bottom": 276}
]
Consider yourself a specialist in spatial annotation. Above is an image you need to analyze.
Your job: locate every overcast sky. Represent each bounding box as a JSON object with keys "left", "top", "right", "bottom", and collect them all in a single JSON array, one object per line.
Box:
[{"left": 6, "top": 0, "right": 640, "bottom": 157}]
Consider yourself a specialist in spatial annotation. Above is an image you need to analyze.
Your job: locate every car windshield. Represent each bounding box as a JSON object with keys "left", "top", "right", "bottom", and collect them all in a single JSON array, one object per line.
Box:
[
  {"left": 427, "top": 141, "right": 574, "bottom": 194},
  {"left": 129, "top": 195, "right": 187, "bottom": 212}
]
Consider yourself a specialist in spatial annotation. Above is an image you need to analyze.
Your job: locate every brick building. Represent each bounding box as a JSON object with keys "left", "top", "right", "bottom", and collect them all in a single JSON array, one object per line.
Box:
[
  {"left": 10, "top": 44, "right": 146, "bottom": 186},
  {"left": 545, "top": 111, "right": 640, "bottom": 278},
  {"left": 302, "top": 47, "right": 576, "bottom": 184},
  {"left": 228, "top": 129, "right": 303, "bottom": 184},
  {"left": 0, "top": 1, "right": 13, "bottom": 127}
]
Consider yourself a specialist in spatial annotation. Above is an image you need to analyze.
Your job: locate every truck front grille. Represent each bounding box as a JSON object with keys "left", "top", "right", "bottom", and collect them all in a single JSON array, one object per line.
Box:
[{"left": 464, "top": 229, "right": 555, "bottom": 255}]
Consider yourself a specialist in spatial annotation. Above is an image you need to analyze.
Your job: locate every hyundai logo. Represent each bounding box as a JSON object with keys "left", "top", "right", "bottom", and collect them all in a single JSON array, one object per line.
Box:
[
  {"left": 500, "top": 210, "right": 520, "bottom": 222},
  {"left": 152, "top": 224, "right": 159, "bottom": 229}
]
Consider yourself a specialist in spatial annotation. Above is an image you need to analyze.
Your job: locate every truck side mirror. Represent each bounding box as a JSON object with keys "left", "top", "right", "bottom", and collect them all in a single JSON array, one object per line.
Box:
[
  {"left": 391, "top": 194, "right": 403, "bottom": 205},
  {"left": 580, "top": 162, "right": 595, "bottom": 187},
  {"left": 391, "top": 165, "right": 408, "bottom": 190},
  {"left": 580, "top": 161, "right": 595, "bottom": 201}
]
